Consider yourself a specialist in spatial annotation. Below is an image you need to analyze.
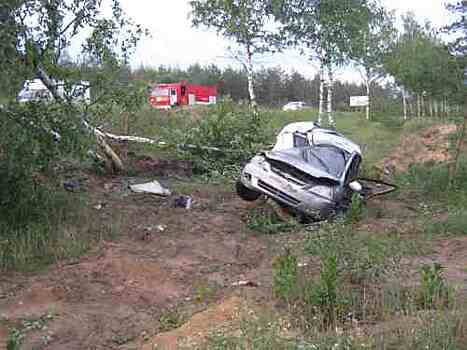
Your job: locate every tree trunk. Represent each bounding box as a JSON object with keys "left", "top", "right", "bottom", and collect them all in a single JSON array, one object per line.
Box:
[
  {"left": 443, "top": 96, "right": 447, "bottom": 118},
  {"left": 429, "top": 98, "right": 433, "bottom": 118},
  {"left": 417, "top": 94, "right": 421, "bottom": 118},
  {"left": 402, "top": 89, "right": 407, "bottom": 121},
  {"left": 448, "top": 94, "right": 467, "bottom": 186},
  {"left": 365, "top": 74, "right": 370, "bottom": 120},
  {"left": 434, "top": 99, "right": 438, "bottom": 117},
  {"left": 318, "top": 62, "right": 325, "bottom": 125},
  {"left": 327, "top": 66, "right": 335, "bottom": 128},
  {"left": 421, "top": 94, "right": 425, "bottom": 117},
  {"left": 36, "top": 66, "right": 124, "bottom": 172},
  {"left": 245, "top": 44, "right": 257, "bottom": 109}
]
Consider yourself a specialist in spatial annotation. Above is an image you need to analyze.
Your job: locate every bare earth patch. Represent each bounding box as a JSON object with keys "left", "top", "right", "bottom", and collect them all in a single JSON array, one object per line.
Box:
[
  {"left": 379, "top": 124, "right": 457, "bottom": 173},
  {"left": 0, "top": 176, "right": 270, "bottom": 350},
  {"left": 143, "top": 296, "right": 247, "bottom": 350}
]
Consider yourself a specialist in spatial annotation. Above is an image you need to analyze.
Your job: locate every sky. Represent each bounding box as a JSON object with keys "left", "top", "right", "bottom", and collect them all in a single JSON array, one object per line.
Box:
[{"left": 122, "top": 0, "right": 453, "bottom": 82}]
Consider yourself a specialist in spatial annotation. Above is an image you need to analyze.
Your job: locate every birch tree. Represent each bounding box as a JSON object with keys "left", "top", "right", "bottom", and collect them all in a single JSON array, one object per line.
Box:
[
  {"left": 190, "top": 0, "right": 279, "bottom": 111},
  {"left": 351, "top": 6, "right": 396, "bottom": 120},
  {"left": 0, "top": 0, "right": 147, "bottom": 173},
  {"left": 273, "top": 0, "right": 372, "bottom": 127},
  {"left": 384, "top": 13, "right": 461, "bottom": 119}
]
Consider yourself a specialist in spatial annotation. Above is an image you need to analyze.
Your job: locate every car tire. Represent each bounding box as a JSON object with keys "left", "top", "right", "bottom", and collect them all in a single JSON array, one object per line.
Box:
[{"left": 236, "top": 180, "right": 261, "bottom": 202}]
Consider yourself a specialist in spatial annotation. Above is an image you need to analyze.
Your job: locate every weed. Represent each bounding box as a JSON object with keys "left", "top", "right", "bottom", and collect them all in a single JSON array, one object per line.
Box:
[
  {"left": 418, "top": 263, "right": 452, "bottom": 309},
  {"left": 303, "top": 255, "right": 343, "bottom": 327},
  {"left": 6, "top": 328, "right": 24, "bottom": 350},
  {"left": 425, "top": 210, "right": 467, "bottom": 237},
  {"left": 246, "top": 205, "right": 299, "bottom": 235},
  {"left": 272, "top": 249, "right": 298, "bottom": 301},
  {"left": 6, "top": 312, "right": 54, "bottom": 350},
  {"left": 111, "top": 334, "right": 135, "bottom": 345},
  {"left": 159, "top": 309, "right": 183, "bottom": 332},
  {"left": 346, "top": 193, "right": 364, "bottom": 224},
  {"left": 193, "top": 281, "right": 221, "bottom": 304},
  {"left": 205, "top": 316, "right": 297, "bottom": 350},
  {"left": 381, "top": 312, "right": 467, "bottom": 350},
  {"left": 305, "top": 222, "right": 403, "bottom": 284}
]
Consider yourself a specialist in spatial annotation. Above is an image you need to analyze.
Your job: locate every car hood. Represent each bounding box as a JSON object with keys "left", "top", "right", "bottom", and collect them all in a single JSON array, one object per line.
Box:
[{"left": 263, "top": 147, "right": 342, "bottom": 183}]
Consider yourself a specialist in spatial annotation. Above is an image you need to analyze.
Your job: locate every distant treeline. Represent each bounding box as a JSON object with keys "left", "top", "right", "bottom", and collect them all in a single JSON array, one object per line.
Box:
[{"left": 131, "top": 64, "right": 400, "bottom": 113}]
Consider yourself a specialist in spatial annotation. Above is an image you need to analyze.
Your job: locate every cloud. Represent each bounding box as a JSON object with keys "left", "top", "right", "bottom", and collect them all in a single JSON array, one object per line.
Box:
[{"left": 123, "top": 0, "right": 454, "bottom": 83}]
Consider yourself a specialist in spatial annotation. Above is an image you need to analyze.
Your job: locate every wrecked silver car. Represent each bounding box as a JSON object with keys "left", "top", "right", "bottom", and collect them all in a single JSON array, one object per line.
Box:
[{"left": 236, "top": 122, "right": 365, "bottom": 220}]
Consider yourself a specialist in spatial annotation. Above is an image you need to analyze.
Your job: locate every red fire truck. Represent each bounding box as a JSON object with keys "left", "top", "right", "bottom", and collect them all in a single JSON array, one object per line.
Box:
[{"left": 148, "top": 81, "right": 217, "bottom": 109}]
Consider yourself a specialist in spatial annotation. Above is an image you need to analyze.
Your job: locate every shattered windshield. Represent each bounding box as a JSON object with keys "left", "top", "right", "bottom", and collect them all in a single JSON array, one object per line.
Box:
[{"left": 300, "top": 146, "right": 347, "bottom": 178}]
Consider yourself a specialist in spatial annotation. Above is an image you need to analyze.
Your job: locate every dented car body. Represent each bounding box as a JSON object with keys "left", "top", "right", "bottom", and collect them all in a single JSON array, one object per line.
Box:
[{"left": 237, "top": 122, "right": 364, "bottom": 220}]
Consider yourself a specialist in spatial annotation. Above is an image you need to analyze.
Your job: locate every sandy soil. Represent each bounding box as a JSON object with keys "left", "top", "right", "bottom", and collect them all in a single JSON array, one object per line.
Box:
[{"left": 379, "top": 124, "right": 457, "bottom": 174}]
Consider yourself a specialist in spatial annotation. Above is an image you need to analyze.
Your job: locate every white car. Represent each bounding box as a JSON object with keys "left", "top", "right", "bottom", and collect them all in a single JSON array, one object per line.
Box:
[
  {"left": 236, "top": 122, "right": 396, "bottom": 221},
  {"left": 282, "top": 101, "right": 307, "bottom": 111},
  {"left": 237, "top": 122, "right": 362, "bottom": 220}
]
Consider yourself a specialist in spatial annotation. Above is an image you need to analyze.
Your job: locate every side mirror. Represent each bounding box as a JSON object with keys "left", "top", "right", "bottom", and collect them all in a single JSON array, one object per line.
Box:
[{"left": 349, "top": 181, "right": 362, "bottom": 192}]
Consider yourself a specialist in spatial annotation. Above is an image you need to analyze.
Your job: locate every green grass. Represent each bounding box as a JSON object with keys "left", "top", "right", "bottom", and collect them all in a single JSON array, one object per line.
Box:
[{"left": 0, "top": 187, "right": 122, "bottom": 272}]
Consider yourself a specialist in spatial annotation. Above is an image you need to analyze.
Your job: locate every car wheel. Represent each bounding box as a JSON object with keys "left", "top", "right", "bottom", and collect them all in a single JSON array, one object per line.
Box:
[{"left": 236, "top": 180, "right": 261, "bottom": 201}]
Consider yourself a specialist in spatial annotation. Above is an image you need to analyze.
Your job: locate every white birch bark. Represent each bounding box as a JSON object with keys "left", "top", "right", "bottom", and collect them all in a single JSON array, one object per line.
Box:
[
  {"left": 417, "top": 94, "right": 421, "bottom": 118},
  {"left": 429, "top": 97, "right": 433, "bottom": 118},
  {"left": 421, "top": 94, "right": 425, "bottom": 117},
  {"left": 36, "top": 66, "right": 124, "bottom": 171},
  {"left": 402, "top": 88, "right": 407, "bottom": 121},
  {"left": 318, "top": 62, "right": 325, "bottom": 125},
  {"left": 365, "top": 78, "right": 370, "bottom": 120},
  {"left": 245, "top": 44, "right": 256, "bottom": 108},
  {"left": 327, "top": 66, "right": 335, "bottom": 127}
]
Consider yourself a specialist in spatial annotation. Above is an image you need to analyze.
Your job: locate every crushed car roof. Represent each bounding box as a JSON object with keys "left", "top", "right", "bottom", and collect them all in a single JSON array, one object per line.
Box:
[{"left": 263, "top": 146, "right": 349, "bottom": 183}]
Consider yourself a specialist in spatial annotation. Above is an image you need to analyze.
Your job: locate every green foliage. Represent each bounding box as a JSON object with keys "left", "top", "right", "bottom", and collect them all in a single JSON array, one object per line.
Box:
[
  {"left": 0, "top": 103, "right": 89, "bottom": 220},
  {"left": 303, "top": 255, "right": 344, "bottom": 327},
  {"left": 306, "top": 222, "right": 403, "bottom": 284},
  {"left": 174, "top": 100, "right": 272, "bottom": 178},
  {"left": 384, "top": 12, "right": 463, "bottom": 105},
  {"left": 190, "top": 0, "right": 277, "bottom": 54},
  {"left": 426, "top": 211, "right": 467, "bottom": 237},
  {"left": 7, "top": 312, "right": 54, "bottom": 350},
  {"left": 418, "top": 263, "right": 452, "bottom": 309},
  {"left": 273, "top": 0, "right": 376, "bottom": 68},
  {"left": 346, "top": 193, "right": 365, "bottom": 224},
  {"left": 246, "top": 205, "right": 299, "bottom": 234},
  {"left": 272, "top": 250, "right": 299, "bottom": 301},
  {"left": 385, "top": 313, "right": 467, "bottom": 350},
  {"left": 159, "top": 309, "right": 184, "bottom": 332},
  {"left": 396, "top": 160, "right": 467, "bottom": 207}
]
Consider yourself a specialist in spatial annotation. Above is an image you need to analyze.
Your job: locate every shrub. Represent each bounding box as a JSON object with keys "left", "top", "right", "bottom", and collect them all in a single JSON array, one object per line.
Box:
[
  {"left": 346, "top": 193, "right": 364, "bottom": 224},
  {"left": 418, "top": 263, "right": 453, "bottom": 309},
  {"left": 173, "top": 99, "right": 273, "bottom": 178}
]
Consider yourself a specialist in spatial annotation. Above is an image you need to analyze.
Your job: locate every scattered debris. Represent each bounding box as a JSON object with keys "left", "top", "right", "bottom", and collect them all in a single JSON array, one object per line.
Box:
[
  {"left": 63, "top": 179, "right": 84, "bottom": 192},
  {"left": 231, "top": 280, "right": 259, "bottom": 287},
  {"left": 130, "top": 180, "right": 171, "bottom": 196},
  {"left": 93, "top": 202, "right": 106, "bottom": 210},
  {"left": 174, "top": 195, "right": 193, "bottom": 209},
  {"left": 156, "top": 225, "right": 167, "bottom": 232}
]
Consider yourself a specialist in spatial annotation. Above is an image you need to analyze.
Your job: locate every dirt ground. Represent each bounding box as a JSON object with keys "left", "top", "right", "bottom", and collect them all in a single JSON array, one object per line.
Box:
[
  {"left": 0, "top": 171, "right": 276, "bottom": 350},
  {"left": 1, "top": 124, "right": 466, "bottom": 350},
  {"left": 378, "top": 123, "right": 457, "bottom": 174}
]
